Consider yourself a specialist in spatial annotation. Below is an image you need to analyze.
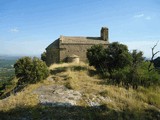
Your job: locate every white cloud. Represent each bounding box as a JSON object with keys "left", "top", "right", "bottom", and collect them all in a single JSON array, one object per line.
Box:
[
  {"left": 134, "top": 14, "right": 144, "bottom": 18},
  {"left": 133, "top": 13, "right": 152, "bottom": 21},
  {"left": 145, "top": 16, "right": 151, "bottom": 20},
  {"left": 10, "top": 28, "right": 19, "bottom": 33}
]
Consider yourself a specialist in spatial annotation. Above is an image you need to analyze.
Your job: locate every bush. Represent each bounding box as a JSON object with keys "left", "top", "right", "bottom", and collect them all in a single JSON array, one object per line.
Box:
[
  {"left": 105, "top": 42, "right": 132, "bottom": 73},
  {"left": 14, "top": 57, "right": 49, "bottom": 85},
  {"left": 111, "top": 67, "right": 129, "bottom": 87},
  {"left": 111, "top": 62, "right": 160, "bottom": 89},
  {"left": 87, "top": 42, "right": 131, "bottom": 76},
  {"left": 87, "top": 44, "right": 106, "bottom": 72},
  {"left": 139, "top": 62, "right": 160, "bottom": 87},
  {"left": 87, "top": 43, "right": 160, "bottom": 89},
  {"left": 41, "top": 51, "right": 46, "bottom": 62}
]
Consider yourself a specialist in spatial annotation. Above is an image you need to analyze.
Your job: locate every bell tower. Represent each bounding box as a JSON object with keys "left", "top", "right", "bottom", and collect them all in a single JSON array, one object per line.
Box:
[{"left": 101, "top": 27, "right": 108, "bottom": 41}]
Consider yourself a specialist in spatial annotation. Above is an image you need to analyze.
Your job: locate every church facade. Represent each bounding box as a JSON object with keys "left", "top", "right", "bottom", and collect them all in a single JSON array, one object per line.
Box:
[{"left": 45, "top": 27, "right": 109, "bottom": 66}]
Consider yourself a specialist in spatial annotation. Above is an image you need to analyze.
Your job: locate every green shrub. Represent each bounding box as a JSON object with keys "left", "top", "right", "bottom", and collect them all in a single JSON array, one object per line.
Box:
[
  {"left": 87, "top": 42, "right": 131, "bottom": 76},
  {"left": 87, "top": 43, "right": 160, "bottom": 89},
  {"left": 111, "top": 67, "right": 129, "bottom": 86},
  {"left": 87, "top": 44, "right": 106, "bottom": 73},
  {"left": 14, "top": 57, "right": 49, "bottom": 85},
  {"left": 41, "top": 51, "right": 46, "bottom": 62},
  {"left": 105, "top": 42, "right": 132, "bottom": 74}
]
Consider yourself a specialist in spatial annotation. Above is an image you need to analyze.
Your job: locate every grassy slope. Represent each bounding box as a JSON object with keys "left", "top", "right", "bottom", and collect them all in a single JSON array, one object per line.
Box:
[{"left": 0, "top": 62, "right": 159, "bottom": 120}]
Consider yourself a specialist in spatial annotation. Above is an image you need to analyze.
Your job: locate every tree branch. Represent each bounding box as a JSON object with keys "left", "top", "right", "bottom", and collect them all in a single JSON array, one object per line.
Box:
[{"left": 148, "top": 41, "right": 159, "bottom": 72}]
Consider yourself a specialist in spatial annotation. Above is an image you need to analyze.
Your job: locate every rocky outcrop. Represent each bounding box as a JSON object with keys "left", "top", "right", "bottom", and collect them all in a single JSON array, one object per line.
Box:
[
  {"left": 33, "top": 85, "right": 82, "bottom": 107},
  {"left": 33, "top": 84, "right": 112, "bottom": 108}
]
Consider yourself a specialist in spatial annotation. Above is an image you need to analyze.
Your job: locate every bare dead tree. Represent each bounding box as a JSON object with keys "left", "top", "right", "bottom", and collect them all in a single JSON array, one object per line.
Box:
[{"left": 148, "top": 41, "right": 160, "bottom": 72}]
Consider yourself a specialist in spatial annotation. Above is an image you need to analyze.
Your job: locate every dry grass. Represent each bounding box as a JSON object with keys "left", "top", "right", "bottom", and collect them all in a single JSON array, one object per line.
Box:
[
  {"left": 0, "top": 80, "right": 47, "bottom": 111},
  {"left": 65, "top": 71, "right": 147, "bottom": 110},
  {"left": 49, "top": 62, "right": 88, "bottom": 70},
  {"left": 0, "top": 93, "right": 38, "bottom": 111},
  {"left": 49, "top": 62, "right": 160, "bottom": 111},
  {"left": 0, "top": 62, "right": 160, "bottom": 119}
]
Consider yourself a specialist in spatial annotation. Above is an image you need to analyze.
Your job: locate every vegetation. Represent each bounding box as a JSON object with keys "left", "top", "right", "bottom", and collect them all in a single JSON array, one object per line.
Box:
[
  {"left": 0, "top": 58, "right": 16, "bottom": 96},
  {"left": 87, "top": 43, "right": 131, "bottom": 75},
  {"left": 0, "top": 62, "right": 159, "bottom": 119},
  {"left": 41, "top": 51, "right": 47, "bottom": 62},
  {"left": 153, "top": 57, "right": 160, "bottom": 68},
  {"left": 104, "top": 42, "right": 132, "bottom": 75},
  {"left": 0, "top": 59, "right": 15, "bottom": 82},
  {"left": 86, "top": 44, "right": 106, "bottom": 72},
  {"left": 87, "top": 42, "right": 160, "bottom": 89},
  {"left": 14, "top": 57, "right": 49, "bottom": 85},
  {"left": 0, "top": 56, "right": 49, "bottom": 98}
]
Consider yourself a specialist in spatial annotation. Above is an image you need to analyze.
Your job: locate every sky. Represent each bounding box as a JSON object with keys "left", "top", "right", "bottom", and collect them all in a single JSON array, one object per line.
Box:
[{"left": 0, "top": 0, "right": 160, "bottom": 58}]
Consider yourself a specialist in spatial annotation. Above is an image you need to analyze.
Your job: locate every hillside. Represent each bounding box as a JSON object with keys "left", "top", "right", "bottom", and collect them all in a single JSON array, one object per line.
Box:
[
  {"left": 0, "top": 62, "right": 160, "bottom": 120},
  {"left": 0, "top": 58, "right": 16, "bottom": 82}
]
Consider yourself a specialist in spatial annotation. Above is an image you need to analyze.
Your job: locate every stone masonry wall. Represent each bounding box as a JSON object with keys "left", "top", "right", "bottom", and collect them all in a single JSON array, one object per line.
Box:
[
  {"left": 46, "top": 49, "right": 60, "bottom": 66},
  {"left": 59, "top": 44, "right": 107, "bottom": 62}
]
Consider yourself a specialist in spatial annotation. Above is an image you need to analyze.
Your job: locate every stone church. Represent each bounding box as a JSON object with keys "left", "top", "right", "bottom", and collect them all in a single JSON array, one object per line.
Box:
[{"left": 46, "top": 27, "right": 109, "bottom": 66}]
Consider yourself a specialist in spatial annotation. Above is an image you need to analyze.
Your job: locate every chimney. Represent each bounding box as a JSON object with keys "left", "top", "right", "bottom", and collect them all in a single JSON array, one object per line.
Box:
[{"left": 101, "top": 27, "right": 108, "bottom": 41}]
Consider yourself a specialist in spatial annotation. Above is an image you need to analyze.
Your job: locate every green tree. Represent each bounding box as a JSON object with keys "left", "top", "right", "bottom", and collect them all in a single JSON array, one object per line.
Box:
[
  {"left": 41, "top": 51, "right": 47, "bottom": 62},
  {"left": 139, "top": 62, "right": 160, "bottom": 87},
  {"left": 130, "top": 50, "right": 144, "bottom": 68},
  {"left": 14, "top": 57, "right": 49, "bottom": 85},
  {"left": 153, "top": 57, "right": 160, "bottom": 68},
  {"left": 105, "top": 42, "right": 132, "bottom": 76},
  {"left": 87, "top": 42, "right": 131, "bottom": 76},
  {"left": 87, "top": 43, "right": 160, "bottom": 89},
  {"left": 128, "top": 50, "right": 144, "bottom": 89},
  {"left": 87, "top": 44, "right": 106, "bottom": 72}
]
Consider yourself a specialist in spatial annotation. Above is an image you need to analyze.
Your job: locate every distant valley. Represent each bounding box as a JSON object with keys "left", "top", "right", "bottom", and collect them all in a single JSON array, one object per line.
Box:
[{"left": 0, "top": 56, "right": 19, "bottom": 82}]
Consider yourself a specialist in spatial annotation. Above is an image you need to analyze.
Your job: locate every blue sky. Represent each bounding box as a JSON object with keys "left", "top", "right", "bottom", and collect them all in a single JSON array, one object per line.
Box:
[{"left": 0, "top": 0, "right": 160, "bottom": 58}]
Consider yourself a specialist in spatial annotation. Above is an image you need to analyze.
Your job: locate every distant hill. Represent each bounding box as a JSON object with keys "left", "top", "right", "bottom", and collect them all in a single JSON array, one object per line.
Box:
[{"left": 0, "top": 55, "right": 21, "bottom": 60}]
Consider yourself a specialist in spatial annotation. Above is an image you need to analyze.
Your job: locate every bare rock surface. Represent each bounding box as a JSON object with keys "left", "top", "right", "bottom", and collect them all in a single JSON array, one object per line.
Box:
[
  {"left": 85, "top": 94, "right": 112, "bottom": 107},
  {"left": 33, "top": 85, "right": 82, "bottom": 107}
]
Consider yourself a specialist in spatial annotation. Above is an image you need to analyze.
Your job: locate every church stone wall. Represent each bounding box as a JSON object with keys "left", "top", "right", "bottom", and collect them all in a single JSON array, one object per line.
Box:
[
  {"left": 46, "top": 27, "right": 109, "bottom": 66},
  {"left": 59, "top": 43, "right": 107, "bottom": 62},
  {"left": 46, "top": 49, "right": 60, "bottom": 66}
]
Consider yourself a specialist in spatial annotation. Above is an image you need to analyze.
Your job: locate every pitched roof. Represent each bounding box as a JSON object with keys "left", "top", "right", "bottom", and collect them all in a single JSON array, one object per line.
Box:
[
  {"left": 46, "top": 39, "right": 59, "bottom": 50},
  {"left": 46, "top": 35, "right": 109, "bottom": 50},
  {"left": 60, "top": 36, "right": 108, "bottom": 45}
]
